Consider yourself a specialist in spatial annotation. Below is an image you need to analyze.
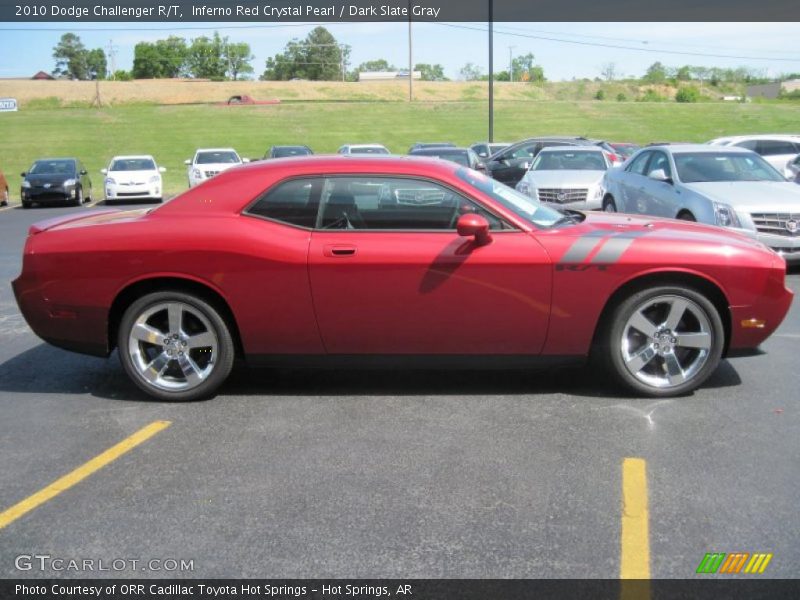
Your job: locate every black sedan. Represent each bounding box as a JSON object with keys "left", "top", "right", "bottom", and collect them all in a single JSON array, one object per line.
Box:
[
  {"left": 408, "top": 147, "right": 484, "bottom": 170},
  {"left": 407, "top": 142, "right": 455, "bottom": 153},
  {"left": 263, "top": 145, "right": 314, "bottom": 159},
  {"left": 21, "top": 158, "right": 92, "bottom": 208},
  {"left": 484, "top": 136, "right": 598, "bottom": 187}
]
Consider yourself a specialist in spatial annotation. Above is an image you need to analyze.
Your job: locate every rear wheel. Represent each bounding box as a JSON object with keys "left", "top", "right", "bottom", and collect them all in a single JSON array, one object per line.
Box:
[
  {"left": 118, "top": 291, "right": 235, "bottom": 401},
  {"left": 603, "top": 195, "right": 617, "bottom": 212},
  {"left": 599, "top": 285, "right": 724, "bottom": 397}
]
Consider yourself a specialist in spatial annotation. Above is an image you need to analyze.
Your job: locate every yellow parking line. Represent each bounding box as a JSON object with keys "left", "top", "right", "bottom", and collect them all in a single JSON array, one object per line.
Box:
[
  {"left": 621, "top": 457, "right": 650, "bottom": 579},
  {"left": 0, "top": 420, "right": 171, "bottom": 531}
]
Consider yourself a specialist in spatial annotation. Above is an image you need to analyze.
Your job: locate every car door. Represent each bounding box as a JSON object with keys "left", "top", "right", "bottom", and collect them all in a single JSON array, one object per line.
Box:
[
  {"left": 308, "top": 175, "right": 552, "bottom": 355},
  {"left": 639, "top": 150, "right": 680, "bottom": 217},
  {"left": 487, "top": 142, "right": 539, "bottom": 186},
  {"left": 616, "top": 151, "right": 652, "bottom": 213}
]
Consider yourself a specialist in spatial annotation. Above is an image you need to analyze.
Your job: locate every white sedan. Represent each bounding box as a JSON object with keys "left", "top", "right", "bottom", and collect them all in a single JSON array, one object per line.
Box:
[
  {"left": 102, "top": 155, "right": 165, "bottom": 203},
  {"left": 185, "top": 148, "right": 248, "bottom": 188},
  {"left": 515, "top": 146, "right": 610, "bottom": 210}
]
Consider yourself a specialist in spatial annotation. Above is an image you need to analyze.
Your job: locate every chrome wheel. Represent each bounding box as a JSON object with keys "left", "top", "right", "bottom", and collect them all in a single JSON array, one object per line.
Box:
[
  {"left": 620, "top": 294, "right": 713, "bottom": 389},
  {"left": 127, "top": 301, "right": 218, "bottom": 392}
]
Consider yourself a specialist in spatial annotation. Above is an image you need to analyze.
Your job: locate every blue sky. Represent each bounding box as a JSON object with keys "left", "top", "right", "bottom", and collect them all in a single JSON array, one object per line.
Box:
[{"left": 1, "top": 22, "right": 799, "bottom": 81}]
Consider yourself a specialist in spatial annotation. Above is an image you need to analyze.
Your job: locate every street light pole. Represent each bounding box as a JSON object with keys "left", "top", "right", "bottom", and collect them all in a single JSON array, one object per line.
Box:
[
  {"left": 408, "top": 4, "right": 413, "bottom": 102},
  {"left": 509, "top": 45, "right": 515, "bottom": 83},
  {"left": 488, "top": 0, "right": 493, "bottom": 142}
]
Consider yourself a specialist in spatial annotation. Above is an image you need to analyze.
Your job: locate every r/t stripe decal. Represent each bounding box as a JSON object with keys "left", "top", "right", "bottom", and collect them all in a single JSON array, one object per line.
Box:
[{"left": 561, "top": 230, "right": 651, "bottom": 265}]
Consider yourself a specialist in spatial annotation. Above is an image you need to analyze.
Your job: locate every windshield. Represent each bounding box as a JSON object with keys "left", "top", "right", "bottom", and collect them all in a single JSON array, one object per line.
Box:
[
  {"left": 674, "top": 152, "right": 785, "bottom": 183},
  {"left": 273, "top": 147, "right": 311, "bottom": 158},
  {"left": 456, "top": 167, "right": 564, "bottom": 228},
  {"left": 29, "top": 160, "right": 75, "bottom": 175},
  {"left": 350, "top": 146, "right": 389, "bottom": 155},
  {"left": 196, "top": 151, "right": 240, "bottom": 164},
  {"left": 533, "top": 151, "right": 607, "bottom": 171},
  {"left": 110, "top": 158, "right": 156, "bottom": 171}
]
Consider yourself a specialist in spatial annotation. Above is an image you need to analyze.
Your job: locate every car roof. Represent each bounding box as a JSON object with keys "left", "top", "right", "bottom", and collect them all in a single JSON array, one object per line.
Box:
[
  {"left": 109, "top": 155, "right": 156, "bottom": 161},
  {"left": 195, "top": 148, "right": 239, "bottom": 153},
  {"left": 537, "top": 146, "right": 605, "bottom": 153},
  {"left": 711, "top": 134, "right": 800, "bottom": 141},
  {"left": 411, "top": 147, "right": 469, "bottom": 154},
  {"left": 33, "top": 157, "right": 77, "bottom": 162},
  {"left": 648, "top": 144, "right": 754, "bottom": 154},
  {"left": 343, "top": 144, "right": 387, "bottom": 148}
]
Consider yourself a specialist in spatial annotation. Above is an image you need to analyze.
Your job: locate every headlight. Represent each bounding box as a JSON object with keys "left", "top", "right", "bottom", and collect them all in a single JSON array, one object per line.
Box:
[
  {"left": 149, "top": 175, "right": 160, "bottom": 183},
  {"left": 713, "top": 202, "right": 741, "bottom": 228},
  {"left": 192, "top": 169, "right": 202, "bottom": 179},
  {"left": 63, "top": 179, "right": 77, "bottom": 187},
  {"left": 516, "top": 181, "right": 530, "bottom": 196},
  {"left": 105, "top": 177, "right": 116, "bottom": 185},
  {"left": 21, "top": 180, "right": 31, "bottom": 188}
]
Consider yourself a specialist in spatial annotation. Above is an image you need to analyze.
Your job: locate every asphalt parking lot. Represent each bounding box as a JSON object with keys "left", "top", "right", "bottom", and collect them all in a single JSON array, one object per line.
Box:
[{"left": 0, "top": 199, "right": 798, "bottom": 579}]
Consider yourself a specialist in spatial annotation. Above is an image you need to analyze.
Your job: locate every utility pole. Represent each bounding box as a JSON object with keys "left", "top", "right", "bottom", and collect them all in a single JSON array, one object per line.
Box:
[
  {"left": 408, "top": 6, "right": 413, "bottom": 102},
  {"left": 488, "top": 0, "right": 493, "bottom": 142},
  {"left": 107, "top": 39, "right": 118, "bottom": 79},
  {"left": 509, "top": 45, "right": 515, "bottom": 83}
]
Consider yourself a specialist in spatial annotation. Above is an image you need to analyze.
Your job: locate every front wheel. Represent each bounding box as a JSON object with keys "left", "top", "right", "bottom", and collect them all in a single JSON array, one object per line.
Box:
[
  {"left": 599, "top": 286, "right": 724, "bottom": 397},
  {"left": 118, "top": 291, "right": 235, "bottom": 401}
]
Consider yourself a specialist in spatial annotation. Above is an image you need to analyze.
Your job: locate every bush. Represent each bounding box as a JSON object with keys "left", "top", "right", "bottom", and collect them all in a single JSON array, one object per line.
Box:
[
  {"left": 675, "top": 86, "right": 700, "bottom": 103},
  {"left": 112, "top": 70, "right": 133, "bottom": 81},
  {"left": 616, "top": 92, "right": 627, "bottom": 102},
  {"left": 637, "top": 89, "right": 665, "bottom": 102},
  {"left": 594, "top": 89, "right": 605, "bottom": 100}
]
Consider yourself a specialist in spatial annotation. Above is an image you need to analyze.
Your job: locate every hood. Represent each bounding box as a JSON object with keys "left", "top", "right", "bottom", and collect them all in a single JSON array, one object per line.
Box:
[
  {"left": 107, "top": 169, "right": 159, "bottom": 183},
  {"left": 29, "top": 208, "right": 151, "bottom": 234},
  {"left": 195, "top": 162, "right": 240, "bottom": 171},
  {"left": 684, "top": 181, "right": 800, "bottom": 212},
  {"left": 526, "top": 170, "right": 605, "bottom": 188}
]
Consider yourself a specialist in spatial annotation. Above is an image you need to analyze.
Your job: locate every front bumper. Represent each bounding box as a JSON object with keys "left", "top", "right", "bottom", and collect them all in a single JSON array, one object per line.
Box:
[
  {"left": 106, "top": 183, "right": 161, "bottom": 200},
  {"left": 756, "top": 233, "right": 800, "bottom": 264},
  {"left": 22, "top": 185, "right": 77, "bottom": 204}
]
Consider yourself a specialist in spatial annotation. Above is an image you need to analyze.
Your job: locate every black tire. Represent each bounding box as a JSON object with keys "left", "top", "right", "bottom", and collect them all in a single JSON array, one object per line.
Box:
[
  {"left": 85, "top": 186, "right": 92, "bottom": 203},
  {"left": 22, "top": 200, "right": 32, "bottom": 209},
  {"left": 1, "top": 187, "right": 8, "bottom": 206},
  {"left": 677, "top": 211, "right": 696, "bottom": 222},
  {"left": 117, "top": 291, "right": 235, "bottom": 401},
  {"left": 597, "top": 285, "right": 725, "bottom": 397},
  {"left": 603, "top": 195, "right": 617, "bottom": 212},
  {"left": 72, "top": 187, "right": 83, "bottom": 207}
]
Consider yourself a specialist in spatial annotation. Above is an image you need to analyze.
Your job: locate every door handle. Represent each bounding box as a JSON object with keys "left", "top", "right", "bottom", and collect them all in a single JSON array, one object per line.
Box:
[{"left": 323, "top": 244, "right": 357, "bottom": 257}]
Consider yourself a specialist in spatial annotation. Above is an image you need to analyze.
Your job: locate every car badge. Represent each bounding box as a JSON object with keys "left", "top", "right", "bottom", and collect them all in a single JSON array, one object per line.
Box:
[
  {"left": 786, "top": 219, "right": 798, "bottom": 234},
  {"left": 43, "top": 183, "right": 51, "bottom": 188},
  {"left": 557, "top": 191, "right": 567, "bottom": 202}
]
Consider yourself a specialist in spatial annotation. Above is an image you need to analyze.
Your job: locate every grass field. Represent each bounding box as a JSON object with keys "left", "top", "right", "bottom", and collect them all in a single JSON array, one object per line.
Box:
[{"left": 2, "top": 99, "right": 799, "bottom": 196}]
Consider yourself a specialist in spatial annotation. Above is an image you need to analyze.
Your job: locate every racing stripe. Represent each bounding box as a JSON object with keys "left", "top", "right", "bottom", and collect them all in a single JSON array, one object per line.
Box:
[
  {"left": 559, "top": 230, "right": 611, "bottom": 263},
  {"left": 590, "top": 231, "right": 649, "bottom": 264},
  {"left": 560, "top": 230, "right": 651, "bottom": 265}
]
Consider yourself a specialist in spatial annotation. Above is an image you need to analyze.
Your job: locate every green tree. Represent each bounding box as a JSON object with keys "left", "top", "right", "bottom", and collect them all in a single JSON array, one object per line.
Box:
[
  {"left": 223, "top": 41, "right": 254, "bottom": 80},
  {"left": 415, "top": 63, "right": 447, "bottom": 81},
  {"left": 133, "top": 36, "right": 188, "bottom": 78},
  {"left": 511, "top": 53, "right": 545, "bottom": 82},
  {"left": 52, "top": 33, "right": 88, "bottom": 80},
  {"left": 187, "top": 32, "right": 226, "bottom": 79},
  {"left": 675, "top": 65, "right": 692, "bottom": 81},
  {"left": 643, "top": 61, "right": 667, "bottom": 83},
  {"left": 594, "top": 89, "right": 606, "bottom": 100},
  {"left": 459, "top": 63, "right": 483, "bottom": 81},
  {"left": 261, "top": 27, "right": 348, "bottom": 81},
  {"left": 358, "top": 59, "right": 395, "bottom": 72},
  {"left": 86, "top": 48, "right": 107, "bottom": 79},
  {"left": 675, "top": 86, "right": 700, "bottom": 103}
]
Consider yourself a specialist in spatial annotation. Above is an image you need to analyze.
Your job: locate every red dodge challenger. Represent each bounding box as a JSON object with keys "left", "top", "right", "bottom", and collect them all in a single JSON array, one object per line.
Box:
[{"left": 12, "top": 156, "right": 793, "bottom": 401}]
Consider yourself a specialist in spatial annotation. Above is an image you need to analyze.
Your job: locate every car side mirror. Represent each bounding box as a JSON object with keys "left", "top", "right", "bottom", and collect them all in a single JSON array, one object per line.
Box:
[
  {"left": 20, "top": 172, "right": 26, "bottom": 177},
  {"left": 457, "top": 213, "right": 492, "bottom": 246},
  {"left": 242, "top": 158, "right": 250, "bottom": 163},
  {"left": 649, "top": 169, "right": 672, "bottom": 183},
  {"left": 100, "top": 168, "right": 108, "bottom": 175},
  {"left": 521, "top": 162, "right": 531, "bottom": 170},
  {"left": 184, "top": 159, "right": 191, "bottom": 165},
  {"left": 159, "top": 167, "right": 166, "bottom": 173},
  {"left": 80, "top": 170, "right": 88, "bottom": 175}
]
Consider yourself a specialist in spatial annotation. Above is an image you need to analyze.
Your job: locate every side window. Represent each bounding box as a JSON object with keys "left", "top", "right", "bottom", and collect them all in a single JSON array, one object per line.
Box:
[
  {"left": 510, "top": 144, "right": 538, "bottom": 160},
  {"left": 757, "top": 140, "right": 798, "bottom": 156},
  {"left": 734, "top": 139, "right": 758, "bottom": 151},
  {"left": 318, "top": 177, "right": 508, "bottom": 231},
  {"left": 246, "top": 178, "right": 322, "bottom": 228},
  {"left": 646, "top": 152, "right": 672, "bottom": 177},
  {"left": 627, "top": 152, "right": 652, "bottom": 176}
]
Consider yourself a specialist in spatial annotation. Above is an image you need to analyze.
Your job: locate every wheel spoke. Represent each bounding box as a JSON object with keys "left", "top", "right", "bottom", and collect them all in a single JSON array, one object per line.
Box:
[
  {"left": 663, "top": 298, "right": 688, "bottom": 330},
  {"left": 626, "top": 345, "right": 657, "bottom": 373},
  {"left": 186, "top": 331, "right": 215, "bottom": 349},
  {"left": 674, "top": 332, "right": 711, "bottom": 349},
  {"left": 141, "top": 352, "right": 171, "bottom": 383},
  {"left": 628, "top": 310, "right": 657, "bottom": 338},
  {"left": 167, "top": 303, "right": 183, "bottom": 334},
  {"left": 131, "top": 323, "right": 165, "bottom": 345},
  {"left": 176, "top": 353, "right": 203, "bottom": 386},
  {"left": 663, "top": 352, "right": 686, "bottom": 385}
]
